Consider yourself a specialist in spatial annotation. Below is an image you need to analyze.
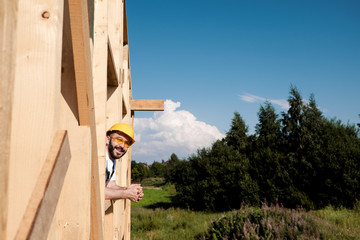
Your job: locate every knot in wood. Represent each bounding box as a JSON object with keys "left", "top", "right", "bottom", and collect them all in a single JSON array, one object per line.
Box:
[{"left": 42, "top": 11, "right": 50, "bottom": 19}]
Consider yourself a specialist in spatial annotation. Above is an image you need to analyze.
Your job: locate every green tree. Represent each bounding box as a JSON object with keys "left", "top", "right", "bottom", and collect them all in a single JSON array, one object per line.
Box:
[
  {"left": 131, "top": 162, "right": 148, "bottom": 182},
  {"left": 281, "top": 86, "right": 305, "bottom": 153},
  {"left": 316, "top": 119, "right": 360, "bottom": 208},
  {"left": 281, "top": 87, "right": 315, "bottom": 208},
  {"left": 225, "top": 112, "right": 248, "bottom": 152},
  {"left": 301, "top": 94, "right": 324, "bottom": 205},
  {"left": 250, "top": 102, "right": 287, "bottom": 204},
  {"left": 164, "top": 153, "right": 181, "bottom": 183},
  {"left": 256, "top": 101, "right": 282, "bottom": 142},
  {"left": 149, "top": 161, "right": 165, "bottom": 177}
]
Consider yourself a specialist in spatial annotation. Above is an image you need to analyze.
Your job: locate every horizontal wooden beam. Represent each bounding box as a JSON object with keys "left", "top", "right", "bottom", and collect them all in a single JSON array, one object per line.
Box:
[
  {"left": 131, "top": 100, "right": 164, "bottom": 111},
  {"left": 15, "top": 130, "right": 71, "bottom": 240}
]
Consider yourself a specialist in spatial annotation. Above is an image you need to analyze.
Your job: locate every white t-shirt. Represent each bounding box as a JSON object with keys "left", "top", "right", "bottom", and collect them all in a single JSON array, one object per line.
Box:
[{"left": 105, "top": 153, "right": 116, "bottom": 185}]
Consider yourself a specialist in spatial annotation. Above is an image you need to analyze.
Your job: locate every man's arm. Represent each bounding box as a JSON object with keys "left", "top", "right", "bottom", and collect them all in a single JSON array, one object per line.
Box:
[{"left": 105, "top": 181, "right": 143, "bottom": 202}]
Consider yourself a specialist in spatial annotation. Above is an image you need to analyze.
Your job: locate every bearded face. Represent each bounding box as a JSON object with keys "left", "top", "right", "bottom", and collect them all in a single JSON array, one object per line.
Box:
[{"left": 106, "top": 132, "right": 131, "bottom": 160}]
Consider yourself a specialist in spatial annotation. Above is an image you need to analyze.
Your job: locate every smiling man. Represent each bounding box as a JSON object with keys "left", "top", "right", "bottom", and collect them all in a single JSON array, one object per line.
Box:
[{"left": 105, "top": 123, "right": 144, "bottom": 202}]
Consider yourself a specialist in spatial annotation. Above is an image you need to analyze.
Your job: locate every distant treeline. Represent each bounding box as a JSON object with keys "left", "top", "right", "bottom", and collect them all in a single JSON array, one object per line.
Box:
[{"left": 132, "top": 87, "right": 360, "bottom": 211}]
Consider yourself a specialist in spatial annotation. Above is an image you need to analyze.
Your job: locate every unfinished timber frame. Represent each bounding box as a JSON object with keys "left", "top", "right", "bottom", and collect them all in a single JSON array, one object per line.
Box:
[{"left": 0, "top": 0, "right": 163, "bottom": 239}]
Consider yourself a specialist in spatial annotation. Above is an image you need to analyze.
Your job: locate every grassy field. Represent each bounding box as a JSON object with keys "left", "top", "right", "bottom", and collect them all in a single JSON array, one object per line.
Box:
[
  {"left": 131, "top": 178, "right": 360, "bottom": 240},
  {"left": 310, "top": 206, "right": 360, "bottom": 239},
  {"left": 131, "top": 179, "right": 222, "bottom": 239}
]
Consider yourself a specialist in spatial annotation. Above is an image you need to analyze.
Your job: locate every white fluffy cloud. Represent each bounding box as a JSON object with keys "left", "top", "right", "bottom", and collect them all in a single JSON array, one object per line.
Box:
[
  {"left": 239, "top": 93, "right": 289, "bottom": 110},
  {"left": 132, "top": 100, "right": 225, "bottom": 164}
]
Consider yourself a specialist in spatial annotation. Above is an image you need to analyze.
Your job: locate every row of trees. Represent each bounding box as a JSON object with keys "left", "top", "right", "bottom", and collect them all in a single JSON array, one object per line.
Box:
[
  {"left": 131, "top": 159, "right": 170, "bottom": 182},
  {"left": 132, "top": 87, "right": 360, "bottom": 212},
  {"left": 167, "top": 87, "right": 360, "bottom": 211}
]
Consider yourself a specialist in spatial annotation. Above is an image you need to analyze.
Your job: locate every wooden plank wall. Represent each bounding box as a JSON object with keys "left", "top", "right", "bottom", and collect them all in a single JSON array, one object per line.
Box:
[
  {"left": 2, "top": 0, "right": 129, "bottom": 239},
  {"left": 2, "top": 0, "right": 163, "bottom": 239}
]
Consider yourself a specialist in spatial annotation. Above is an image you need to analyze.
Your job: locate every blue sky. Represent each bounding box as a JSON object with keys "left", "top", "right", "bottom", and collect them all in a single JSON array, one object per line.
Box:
[{"left": 126, "top": 0, "right": 360, "bottom": 164}]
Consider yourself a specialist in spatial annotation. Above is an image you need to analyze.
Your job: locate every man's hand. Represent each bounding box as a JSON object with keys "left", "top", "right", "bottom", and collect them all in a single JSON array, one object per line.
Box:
[{"left": 127, "top": 184, "right": 144, "bottom": 202}]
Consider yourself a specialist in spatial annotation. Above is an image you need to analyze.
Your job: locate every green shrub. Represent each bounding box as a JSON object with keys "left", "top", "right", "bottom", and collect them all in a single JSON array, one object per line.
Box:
[{"left": 198, "top": 204, "right": 322, "bottom": 240}]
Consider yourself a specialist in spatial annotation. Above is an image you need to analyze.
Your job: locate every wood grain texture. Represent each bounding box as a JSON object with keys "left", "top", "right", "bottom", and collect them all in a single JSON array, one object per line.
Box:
[
  {"left": 131, "top": 100, "right": 165, "bottom": 111},
  {"left": 92, "top": 0, "right": 109, "bottom": 237},
  {"left": 0, "top": 1, "right": 19, "bottom": 239},
  {"left": 50, "top": 1, "right": 91, "bottom": 238},
  {"left": 68, "top": 0, "right": 93, "bottom": 125},
  {"left": 14, "top": 130, "right": 70, "bottom": 240},
  {"left": 7, "top": 0, "right": 64, "bottom": 238}
]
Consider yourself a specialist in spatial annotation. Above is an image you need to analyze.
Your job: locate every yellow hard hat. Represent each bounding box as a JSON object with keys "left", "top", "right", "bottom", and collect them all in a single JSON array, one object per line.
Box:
[{"left": 107, "top": 123, "right": 135, "bottom": 143}]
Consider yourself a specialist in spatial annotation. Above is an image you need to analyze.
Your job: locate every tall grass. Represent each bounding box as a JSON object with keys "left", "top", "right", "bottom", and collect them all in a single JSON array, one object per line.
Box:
[
  {"left": 131, "top": 207, "right": 222, "bottom": 240},
  {"left": 310, "top": 206, "right": 360, "bottom": 240}
]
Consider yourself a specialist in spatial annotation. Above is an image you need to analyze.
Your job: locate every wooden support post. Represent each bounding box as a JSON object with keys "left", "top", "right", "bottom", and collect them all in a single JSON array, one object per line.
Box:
[
  {"left": 15, "top": 130, "right": 71, "bottom": 240},
  {"left": 92, "top": 0, "right": 109, "bottom": 237}
]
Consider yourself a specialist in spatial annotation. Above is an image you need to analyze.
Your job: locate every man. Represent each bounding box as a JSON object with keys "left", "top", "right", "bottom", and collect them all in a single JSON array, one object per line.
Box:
[{"left": 105, "top": 123, "right": 144, "bottom": 203}]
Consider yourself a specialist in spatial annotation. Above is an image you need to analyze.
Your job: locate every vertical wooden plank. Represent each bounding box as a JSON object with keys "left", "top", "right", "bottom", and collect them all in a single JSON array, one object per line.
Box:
[
  {"left": 68, "top": 0, "right": 103, "bottom": 238},
  {"left": 0, "top": 1, "right": 19, "bottom": 239},
  {"left": 47, "top": 0, "right": 103, "bottom": 239},
  {"left": 106, "top": 0, "right": 136, "bottom": 239},
  {"left": 6, "top": 0, "right": 64, "bottom": 239},
  {"left": 92, "top": 0, "right": 108, "bottom": 237},
  {"left": 105, "top": 87, "right": 122, "bottom": 240},
  {"left": 47, "top": 0, "right": 91, "bottom": 238},
  {"left": 122, "top": 3, "right": 132, "bottom": 237},
  {"left": 107, "top": 0, "right": 124, "bottom": 237},
  {"left": 120, "top": 45, "right": 131, "bottom": 240}
]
